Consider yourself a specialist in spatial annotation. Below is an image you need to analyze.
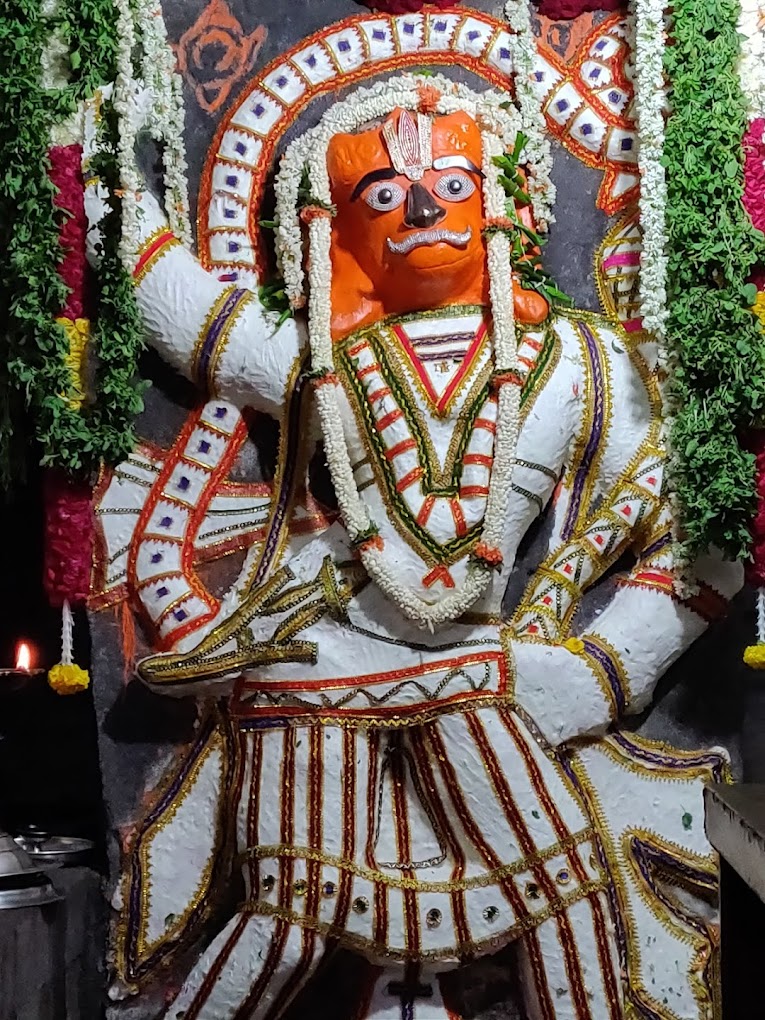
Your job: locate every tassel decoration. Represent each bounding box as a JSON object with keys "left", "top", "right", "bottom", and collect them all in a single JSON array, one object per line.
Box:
[
  {"left": 744, "top": 429, "right": 765, "bottom": 667},
  {"left": 48, "top": 599, "right": 90, "bottom": 695}
]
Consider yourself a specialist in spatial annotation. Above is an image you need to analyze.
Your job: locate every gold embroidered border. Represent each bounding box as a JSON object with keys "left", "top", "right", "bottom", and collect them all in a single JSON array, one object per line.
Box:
[
  {"left": 238, "top": 826, "right": 598, "bottom": 894},
  {"left": 234, "top": 690, "right": 520, "bottom": 730},
  {"left": 133, "top": 227, "right": 181, "bottom": 286},
  {"left": 115, "top": 707, "right": 242, "bottom": 982},
  {"left": 241, "top": 879, "right": 605, "bottom": 963},
  {"left": 581, "top": 633, "right": 632, "bottom": 716},
  {"left": 570, "top": 748, "right": 723, "bottom": 1019}
]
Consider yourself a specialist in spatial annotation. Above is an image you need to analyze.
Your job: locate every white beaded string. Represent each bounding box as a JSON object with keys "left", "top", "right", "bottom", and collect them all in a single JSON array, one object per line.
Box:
[
  {"left": 757, "top": 587, "right": 765, "bottom": 645},
  {"left": 61, "top": 599, "right": 74, "bottom": 666}
]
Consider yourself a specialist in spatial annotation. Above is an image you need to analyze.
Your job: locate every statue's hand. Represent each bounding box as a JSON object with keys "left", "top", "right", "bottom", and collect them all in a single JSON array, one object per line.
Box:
[{"left": 511, "top": 637, "right": 613, "bottom": 747}]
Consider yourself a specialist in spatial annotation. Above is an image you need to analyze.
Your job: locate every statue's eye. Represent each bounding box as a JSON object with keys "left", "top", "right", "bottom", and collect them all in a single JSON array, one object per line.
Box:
[
  {"left": 365, "top": 181, "right": 405, "bottom": 211},
  {"left": 434, "top": 172, "right": 476, "bottom": 202}
]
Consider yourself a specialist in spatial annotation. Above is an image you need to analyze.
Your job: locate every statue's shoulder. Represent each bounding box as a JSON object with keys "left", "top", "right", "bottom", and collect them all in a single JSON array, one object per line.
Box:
[{"left": 548, "top": 307, "right": 656, "bottom": 398}]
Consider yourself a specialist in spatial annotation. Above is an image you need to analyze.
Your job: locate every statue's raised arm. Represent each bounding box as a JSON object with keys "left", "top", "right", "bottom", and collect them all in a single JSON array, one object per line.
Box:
[{"left": 84, "top": 181, "right": 304, "bottom": 416}]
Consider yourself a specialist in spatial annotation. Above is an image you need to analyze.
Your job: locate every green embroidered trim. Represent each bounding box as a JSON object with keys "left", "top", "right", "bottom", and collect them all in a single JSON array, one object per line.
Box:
[{"left": 336, "top": 311, "right": 557, "bottom": 565}]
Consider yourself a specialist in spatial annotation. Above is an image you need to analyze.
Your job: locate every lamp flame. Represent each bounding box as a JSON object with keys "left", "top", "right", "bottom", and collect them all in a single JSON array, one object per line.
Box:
[{"left": 15, "top": 643, "right": 31, "bottom": 671}]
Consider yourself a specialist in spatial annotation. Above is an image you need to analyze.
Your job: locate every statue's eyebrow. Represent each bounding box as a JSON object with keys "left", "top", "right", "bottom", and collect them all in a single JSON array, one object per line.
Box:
[
  {"left": 432, "top": 155, "right": 485, "bottom": 177},
  {"left": 351, "top": 167, "right": 398, "bottom": 201}
]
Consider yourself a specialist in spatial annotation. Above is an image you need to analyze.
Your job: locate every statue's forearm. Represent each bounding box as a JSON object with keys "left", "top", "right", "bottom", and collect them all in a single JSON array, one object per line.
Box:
[{"left": 513, "top": 548, "right": 743, "bottom": 747}]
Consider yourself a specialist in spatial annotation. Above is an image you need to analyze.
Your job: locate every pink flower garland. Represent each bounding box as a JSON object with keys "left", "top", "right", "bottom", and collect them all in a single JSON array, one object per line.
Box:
[
  {"left": 743, "top": 118, "right": 765, "bottom": 235},
  {"left": 535, "top": 0, "right": 624, "bottom": 19},
  {"left": 43, "top": 470, "right": 94, "bottom": 608},
  {"left": 49, "top": 145, "right": 89, "bottom": 319},
  {"left": 43, "top": 145, "right": 94, "bottom": 609},
  {"left": 361, "top": 0, "right": 459, "bottom": 13},
  {"left": 741, "top": 119, "right": 765, "bottom": 587}
]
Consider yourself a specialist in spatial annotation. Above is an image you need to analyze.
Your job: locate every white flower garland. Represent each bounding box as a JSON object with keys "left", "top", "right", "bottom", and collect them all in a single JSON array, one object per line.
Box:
[
  {"left": 274, "top": 74, "right": 525, "bottom": 628},
  {"left": 630, "top": 0, "right": 686, "bottom": 568},
  {"left": 111, "top": 0, "right": 192, "bottom": 269},
  {"left": 631, "top": 0, "right": 668, "bottom": 352},
  {"left": 738, "top": 0, "right": 765, "bottom": 119},
  {"left": 504, "top": 0, "right": 556, "bottom": 231},
  {"left": 134, "top": 0, "right": 192, "bottom": 244},
  {"left": 113, "top": 0, "right": 143, "bottom": 272}
]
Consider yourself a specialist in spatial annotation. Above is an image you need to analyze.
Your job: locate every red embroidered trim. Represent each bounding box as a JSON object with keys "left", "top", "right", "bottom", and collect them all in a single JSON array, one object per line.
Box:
[
  {"left": 395, "top": 466, "right": 424, "bottom": 492},
  {"left": 385, "top": 438, "right": 418, "bottom": 460},
  {"left": 391, "top": 319, "right": 487, "bottom": 416},
  {"left": 423, "top": 565, "right": 456, "bottom": 588},
  {"left": 126, "top": 407, "right": 249, "bottom": 650},
  {"left": 133, "top": 230, "right": 176, "bottom": 282}
]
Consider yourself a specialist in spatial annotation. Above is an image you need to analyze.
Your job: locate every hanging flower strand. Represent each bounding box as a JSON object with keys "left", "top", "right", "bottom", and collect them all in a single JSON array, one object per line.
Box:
[
  {"left": 276, "top": 74, "right": 527, "bottom": 627},
  {"left": 134, "top": 0, "right": 192, "bottom": 244}
]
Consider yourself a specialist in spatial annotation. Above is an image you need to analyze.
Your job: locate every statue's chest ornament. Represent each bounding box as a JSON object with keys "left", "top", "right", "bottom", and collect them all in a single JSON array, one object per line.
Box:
[
  {"left": 389, "top": 318, "right": 489, "bottom": 417},
  {"left": 336, "top": 317, "right": 553, "bottom": 587}
]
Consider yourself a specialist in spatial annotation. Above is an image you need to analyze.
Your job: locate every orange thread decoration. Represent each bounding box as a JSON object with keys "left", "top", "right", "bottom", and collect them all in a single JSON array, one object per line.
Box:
[
  {"left": 473, "top": 542, "right": 504, "bottom": 569},
  {"left": 491, "top": 371, "right": 524, "bottom": 392},
  {"left": 300, "top": 205, "right": 334, "bottom": 224},
  {"left": 311, "top": 371, "right": 340, "bottom": 388},
  {"left": 417, "top": 83, "right": 442, "bottom": 114},
  {"left": 358, "top": 534, "right": 385, "bottom": 553},
  {"left": 483, "top": 216, "right": 517, "bottom": 232}
]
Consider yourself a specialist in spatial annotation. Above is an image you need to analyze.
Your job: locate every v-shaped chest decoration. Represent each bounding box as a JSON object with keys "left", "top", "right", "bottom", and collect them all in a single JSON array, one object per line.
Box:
[
  {"left": 390, "top": 317, "right": 489, "bottom": 417},
  {"left": 336, "top": 311, "right": 555, "bottom": 571}
]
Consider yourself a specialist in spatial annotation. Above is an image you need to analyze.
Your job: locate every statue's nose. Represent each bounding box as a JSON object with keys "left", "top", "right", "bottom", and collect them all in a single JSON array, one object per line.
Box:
[{"left": 404, "top": 183, "right": 446, "bottom": 229}]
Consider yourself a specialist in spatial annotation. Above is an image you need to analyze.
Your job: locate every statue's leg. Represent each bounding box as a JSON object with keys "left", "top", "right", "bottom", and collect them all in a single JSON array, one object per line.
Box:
[
  {"left": 516, "top": 889, "right": 623, "bottom": 1020},
  {"left": 164, "top": 913, "right": 325, "bottom": 1020}
]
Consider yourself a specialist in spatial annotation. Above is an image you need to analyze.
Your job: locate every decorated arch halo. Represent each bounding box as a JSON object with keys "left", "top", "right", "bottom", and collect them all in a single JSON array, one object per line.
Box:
[
  {"left": 197, "top": 7, "right": 530, "bottom": 287},
  {"left": 197, "top": 8, "right": 643, "bottom": 290}
]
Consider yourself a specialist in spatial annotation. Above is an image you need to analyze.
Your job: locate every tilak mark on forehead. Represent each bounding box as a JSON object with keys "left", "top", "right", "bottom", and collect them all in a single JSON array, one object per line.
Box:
[{"left": 350, "top": 109, "right": 485, "bottom": 203}]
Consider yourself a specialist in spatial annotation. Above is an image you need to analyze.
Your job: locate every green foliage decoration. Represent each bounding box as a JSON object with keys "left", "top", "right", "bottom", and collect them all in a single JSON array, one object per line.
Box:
[
  {"left": 490, "top": 136, "right": 572, "bottom": 311},
  {"left": 0, "top": 0, "right": 145, "bottom": 489},
  {"left": 664, "top": 0, "right": 765, "bottom": 561}
]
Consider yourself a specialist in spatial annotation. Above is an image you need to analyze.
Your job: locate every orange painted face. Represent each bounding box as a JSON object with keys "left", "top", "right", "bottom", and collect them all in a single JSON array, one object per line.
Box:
[{"left": 327, "top": 109, "right": 489, "bottom": 333}]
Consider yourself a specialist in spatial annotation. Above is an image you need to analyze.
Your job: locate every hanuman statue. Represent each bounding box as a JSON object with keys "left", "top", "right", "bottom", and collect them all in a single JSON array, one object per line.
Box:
[{"left": 91, "top": 69, "right": 739, "bottom": 1020}]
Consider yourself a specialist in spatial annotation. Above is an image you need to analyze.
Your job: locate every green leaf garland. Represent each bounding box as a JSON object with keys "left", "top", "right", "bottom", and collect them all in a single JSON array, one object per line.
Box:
[
  {"left": 664, "top": 0, "right": 765, "bottom": 561},
  {"left": 0, "top": 0, "right": 146, "bottom": 489}
]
